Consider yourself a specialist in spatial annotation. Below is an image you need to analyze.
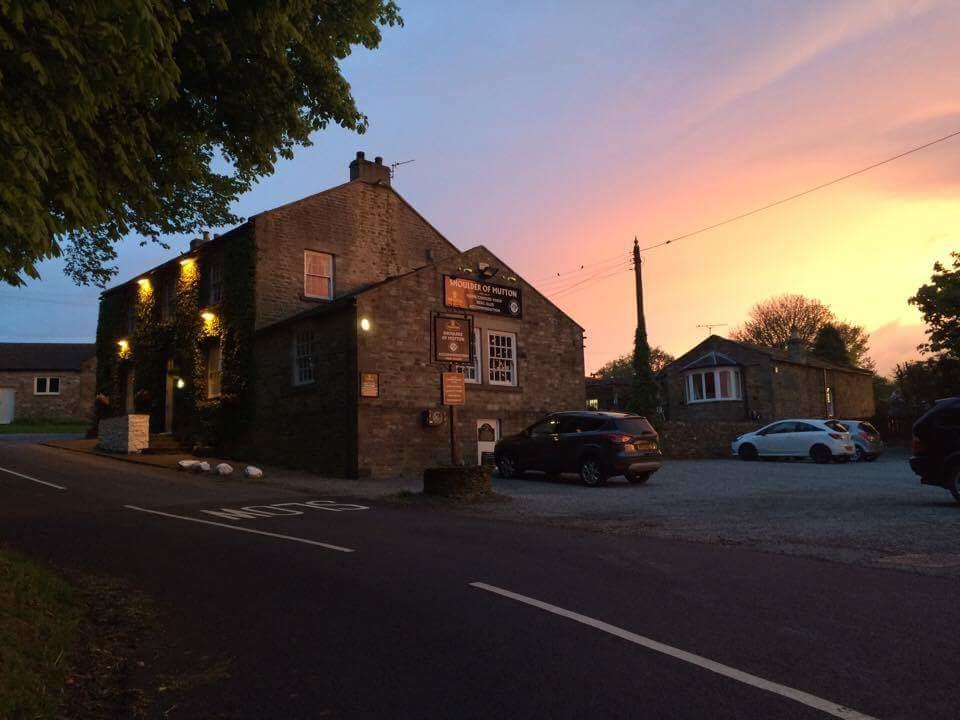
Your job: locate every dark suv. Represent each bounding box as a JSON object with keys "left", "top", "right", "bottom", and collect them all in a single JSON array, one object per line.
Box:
[
  {"left": 910, "top": 397, "right": 960, "bottom": 504},
  {"left": 494, "top": 411, "right": 662, "bottom": 486}
]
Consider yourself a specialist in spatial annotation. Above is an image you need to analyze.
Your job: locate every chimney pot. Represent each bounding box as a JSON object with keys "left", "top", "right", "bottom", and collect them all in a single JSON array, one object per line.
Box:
[
  {"left": 202, "top": 231, "right": 211, "bottom": 242},
  {"left": 787, "top": 333, "right": 806, "bottom": 363},
  {"left": 356, "top": 151, "right": 365, "bottom": 160},
  {"left": 375, "top": 156, "right": 383, "bottom": 165}
]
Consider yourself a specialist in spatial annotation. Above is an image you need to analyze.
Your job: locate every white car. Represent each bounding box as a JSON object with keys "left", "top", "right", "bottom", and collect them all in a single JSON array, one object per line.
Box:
[{"left": 731, "top": 419, "right": 856, "bottom": 464}]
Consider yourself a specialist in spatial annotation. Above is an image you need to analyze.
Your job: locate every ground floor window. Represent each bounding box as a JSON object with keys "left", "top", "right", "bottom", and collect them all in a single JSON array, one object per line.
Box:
[
  {"left": 487, "top": 331, "right": 517, "bottom": 386},
  {"left": 587, "top": 398, "right": 599, "bottom": 409},
  {"left": 206, "top": 343, "right": 222, "bottom": 398},
  {"left": 685, "top": 366, "right": 741, "bottom": 403},
  {"left": 293, "top": 328, "right": 317, "bottom": 385},
  {"left": 34, "top": 377, "right": 60, "bottom": 395},
  {"left": 456, "top": 328, "right": 482, "bottom": 384}
]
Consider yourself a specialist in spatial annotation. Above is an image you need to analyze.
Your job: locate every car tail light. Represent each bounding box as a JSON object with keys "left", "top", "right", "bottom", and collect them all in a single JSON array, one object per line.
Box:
[
  {"left": 828, "top": 433, "right": 843, "bottom": 440},
  {"left": 911, "top": 435, "right": 926, "bottom": 454},
  {"left": 605, "top": 433, "right": 632, "bottom": 444}
]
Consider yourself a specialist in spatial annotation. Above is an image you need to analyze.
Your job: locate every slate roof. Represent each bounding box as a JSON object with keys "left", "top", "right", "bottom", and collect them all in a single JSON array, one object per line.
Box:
[{"left": 0, "top": 343, "right": 95, "bottom": 371}]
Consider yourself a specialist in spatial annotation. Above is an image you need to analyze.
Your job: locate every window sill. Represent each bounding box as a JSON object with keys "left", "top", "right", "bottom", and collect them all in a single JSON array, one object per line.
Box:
[
  {"left": 685, "top": 398, "right": 743, "bottom": 404},
  {"left": 300, "top": 294, "right": 333, "bottom": 303}
]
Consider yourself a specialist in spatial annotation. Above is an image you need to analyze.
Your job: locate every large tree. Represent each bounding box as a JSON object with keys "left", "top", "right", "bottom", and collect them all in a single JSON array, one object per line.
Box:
[
  {"left": 910, "top": 252, "right": 960, "bottom": 357},
  {"left": 0, "top": 0, "right": 401, "bottom": 286},
  {"left": 811, "top": 324, "right": 850, "bottom": 366},
  {"left": 732, "top": 294, "right": 873, "bottom": 368},
  {"left": 591, "top": 347, "right": 675, "bottom": 382}
]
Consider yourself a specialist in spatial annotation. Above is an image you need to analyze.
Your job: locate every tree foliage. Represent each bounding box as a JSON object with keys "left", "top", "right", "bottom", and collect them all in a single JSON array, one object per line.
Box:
[
  {"left": 894, "top": 355, "right": 960, "bottom": 411},
  {"left": 732, "top": 294, "right": 873, "bottom": 368},
  {"left": 630, "top": 326, "right": 659, "bottom": 419},
  {"left": 0, "top": 0, "right": 401, "bottom": 286},
  {"left": 909, "top": 252, "right": 960, "bottom": 357},
  {"left": 591, "top": 347, "right": 675, "bottom": 382},
  {"left": 811, "top": 324, "right": 850, "bottom": 366}
]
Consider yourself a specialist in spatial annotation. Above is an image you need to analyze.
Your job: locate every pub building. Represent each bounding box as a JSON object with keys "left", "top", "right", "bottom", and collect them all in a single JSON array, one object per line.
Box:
[{"left": 96, "top": 152, "right": 585, "bottom": 478}]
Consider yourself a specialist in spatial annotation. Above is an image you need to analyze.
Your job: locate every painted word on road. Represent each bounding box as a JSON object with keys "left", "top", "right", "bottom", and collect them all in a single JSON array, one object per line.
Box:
[{"left": 201, "top": 500, "right": 369, "bottom": 521}]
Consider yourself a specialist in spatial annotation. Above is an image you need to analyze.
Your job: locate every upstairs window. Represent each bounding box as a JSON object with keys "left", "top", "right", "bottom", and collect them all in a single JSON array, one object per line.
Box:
[
  {"left": 304, "top": 251, "right": 334, "bottom": 300},
  {"left": 487, "top": 331, "right": 517, "bottom": 386},
  {"left": 159, "top": 281, "right": 177, "bottom": 322},
  {"left": 685, "top": 367, "right": 741, "bottom": 403},
  {"left": 206, "top": 343, "right": 222, "bottom": 398},
  {"left": 34, "top": 377, "right": 61, "bottom": 395},
  {"left": 126, "top": 301, "right": 137, "bottom": 335},
  {"left": 208, "top": 260, "right": 224, "bottom": 305},
  {"left": 293, "top": 328, "right": 317, "bottom": 386}
]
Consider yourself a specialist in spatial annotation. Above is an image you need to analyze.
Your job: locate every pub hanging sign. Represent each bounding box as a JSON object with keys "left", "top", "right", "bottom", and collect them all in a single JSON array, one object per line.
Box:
[
  {"left": 435, "top": 316, "right": 472, "bottom": 363},
  {"left": 443, "top": 275, "right": 522, "bottom": 318}
]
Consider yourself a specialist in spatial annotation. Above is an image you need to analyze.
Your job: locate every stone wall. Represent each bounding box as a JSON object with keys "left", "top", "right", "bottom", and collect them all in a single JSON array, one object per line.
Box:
[
  {"left": 252, "top": 179, "right": 460, "bottom": 330},
  {"left": 0, "top": 363, "right": 95, "bottom": 421},
  {"left": 251, "top": 304, "right": 358, "bottom": 477},
  {"left": 355, "top": 246, "right": 585, "bottom": 478},
  {"left": 658, "top": 421, "right": 760, "bottom": 459},
  {"left": 98, "top": 414, "right": 150, "bottom": 453}
]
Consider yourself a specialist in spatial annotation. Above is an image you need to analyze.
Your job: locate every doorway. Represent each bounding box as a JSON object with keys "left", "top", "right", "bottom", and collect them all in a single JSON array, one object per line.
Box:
[
  {"left": 164, "top": 359, "right": 175, "bottom": 433},
  {"left": 0, "top": 387, "right": 15, "bottom": 424},
  {"left": 476, "top": 419, "right": 500, "bottom": 466}
]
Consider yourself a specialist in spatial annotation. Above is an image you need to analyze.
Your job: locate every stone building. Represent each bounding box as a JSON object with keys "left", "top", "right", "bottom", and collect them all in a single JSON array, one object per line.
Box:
[
  {"left": 95, "top": 152, "right": 585, "bottom": 477},
  {"left": 0, "top": 343, "right": 96, "bottom": 423},
  {"left": 658, "top": 335, "right": 875, "bottom": 424}
]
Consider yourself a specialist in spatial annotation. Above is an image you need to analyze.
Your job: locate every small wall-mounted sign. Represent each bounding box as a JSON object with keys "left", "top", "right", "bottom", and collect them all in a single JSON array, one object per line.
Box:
[
  {"left": 359, "top": 372, "right": 380, "bottom": 398},
  {"left": 435, "top": 316, "right": 471, "bottom": 363},
  {"left": 443, "top": 275, "right": 522, "bottom": 318},
  {"left": 441, "top": 371, "right": 466, "bottom": 406}
]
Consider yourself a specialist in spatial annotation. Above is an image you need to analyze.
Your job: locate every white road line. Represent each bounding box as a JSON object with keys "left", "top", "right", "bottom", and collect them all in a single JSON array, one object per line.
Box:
[
  {"left": 124, "top": 505, "right": 354, "bottom": 553},
  {"left": 470, "top": 582, "right": 878, "bottom": 720},
  {"left": 0, "top": 465, "right": 67, "bottom": 491}
]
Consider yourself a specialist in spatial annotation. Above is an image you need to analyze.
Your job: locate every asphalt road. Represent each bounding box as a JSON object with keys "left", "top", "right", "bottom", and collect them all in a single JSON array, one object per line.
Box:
[{"left": 1, "top": 442, "right": 957, "bottom": 720}]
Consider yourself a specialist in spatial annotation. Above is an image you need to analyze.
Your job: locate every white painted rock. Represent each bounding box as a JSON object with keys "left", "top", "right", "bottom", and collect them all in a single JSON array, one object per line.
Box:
[
  {"left": 178, "top": 460, "right": 200, "bottom": 471},
  {"left": 243, "top": 465, "right": 263, "bottom": 479},
  {"left": 197, "top": 461, "right": 211, "bottom": 473},
  {"left": 215, "top": 463, "right": 233, "bottom": 476}
]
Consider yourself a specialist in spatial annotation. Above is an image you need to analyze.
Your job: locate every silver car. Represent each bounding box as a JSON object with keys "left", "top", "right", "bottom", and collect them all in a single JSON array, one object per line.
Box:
[{"left": 837, "top": 420, "right": 884, "bottom": 461}]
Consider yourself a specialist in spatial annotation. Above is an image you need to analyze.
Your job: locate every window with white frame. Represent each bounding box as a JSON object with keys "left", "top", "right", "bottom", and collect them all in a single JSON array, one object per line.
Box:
[
  {"left": 487, "top": 331, "right": 517, "bottom": 386},
  {"left": 456, "top": 328, "right": 482, "bottom": 384},
  {"left": 293, "top": 328, "right": 317, "bottom": 386},
  {"left": 208, "top": 260, "right": 224, "bottom": 305},
  {"left": 684, "top": 366, "right": 741, "bottom": 403},
  {"left": 304, "top": 250, "right": 334, "bottom": 299},
  {"left": 34, "top": 377, "right": 61, "bottom": 395},
  {"left": 206, "top": 343, "right": 222, "bottom": 398}
]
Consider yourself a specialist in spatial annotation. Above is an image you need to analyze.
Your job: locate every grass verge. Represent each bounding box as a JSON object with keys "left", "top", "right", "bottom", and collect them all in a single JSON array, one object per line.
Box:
[
  {"left": 0, "top": 548, "right": 81, "bottom": 719},
  {"left": 0, "top": 418, "right": 88, "bottom": 435}
]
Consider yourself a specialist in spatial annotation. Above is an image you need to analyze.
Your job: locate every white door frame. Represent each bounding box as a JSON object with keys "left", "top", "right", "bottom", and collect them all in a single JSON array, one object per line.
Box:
[{"left": 476, "top": 418, "right": 500, "bottom": 466}]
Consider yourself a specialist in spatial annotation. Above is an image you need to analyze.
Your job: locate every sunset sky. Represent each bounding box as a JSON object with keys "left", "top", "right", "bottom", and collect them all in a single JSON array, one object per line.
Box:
[{"left": 2, "top": 0, "right": 958, "bottom": 376}]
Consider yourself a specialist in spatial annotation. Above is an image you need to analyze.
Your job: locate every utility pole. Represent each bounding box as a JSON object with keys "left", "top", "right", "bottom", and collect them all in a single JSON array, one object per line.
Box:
[{"left": 630, "top": 238, "right": 658, "bottom": 418}]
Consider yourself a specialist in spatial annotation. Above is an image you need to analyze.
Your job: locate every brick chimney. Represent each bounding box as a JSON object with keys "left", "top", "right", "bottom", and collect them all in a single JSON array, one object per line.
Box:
[
  {"left": 787, "top": 333, "right": 806, "bottom": 363},
  {"left": 349, "top": 151, "right": 390, "bottom": 186}
]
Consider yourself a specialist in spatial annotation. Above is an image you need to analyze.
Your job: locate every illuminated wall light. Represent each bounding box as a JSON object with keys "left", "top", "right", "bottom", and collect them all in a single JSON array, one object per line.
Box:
[
  {"left": 179, "top": 256, "right": 194, "bottom": 266},
  {"left": 176, "top": 378, "right": 185, "bottom": 389},
  {"left": 117, "top": 339, "right": 129, "bottom": 350},
  {"left": 359, "top": 317, "right": 372, "bottom": 332},
  {"left": 200, "top": 311, "right": 215, "bottom": 321},
  {"left": 137, "top": 278, "right": 150, "bottom": 287}
]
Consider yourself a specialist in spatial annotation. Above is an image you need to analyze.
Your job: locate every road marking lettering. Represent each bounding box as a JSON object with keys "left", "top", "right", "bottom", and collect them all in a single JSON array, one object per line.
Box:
[
  {"left": 200, "top": 499, "right": 368, "bottom": 521},
  {"left": 124, "top": 505, "right": 354, "bottom": 553},
  {"left": 470, "top": 582, "right": 878, "bottom": 720},
  {"left": 0, "top": 465, "right": 67, "bottom": 491}
]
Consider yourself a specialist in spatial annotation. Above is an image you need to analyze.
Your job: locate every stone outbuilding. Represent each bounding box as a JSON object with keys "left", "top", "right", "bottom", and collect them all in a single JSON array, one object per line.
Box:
[
  {"left": 95, "top": 152, "right": 585, "bottom": 477},
  {"left": 0, "top": 343, "right": 96, "bottom": 424},
  {"left": 659, "top": 335, "right": 875, "bottom": 424}
]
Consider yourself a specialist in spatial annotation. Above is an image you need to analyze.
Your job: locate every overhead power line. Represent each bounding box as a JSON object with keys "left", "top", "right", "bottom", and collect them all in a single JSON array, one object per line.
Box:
[{"left": 638, "top": 127, "right": 960, "bottom": 253}]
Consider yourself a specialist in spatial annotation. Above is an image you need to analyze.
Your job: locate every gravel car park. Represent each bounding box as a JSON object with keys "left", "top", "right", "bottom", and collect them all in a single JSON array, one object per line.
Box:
[{"left": 488, "top": 451, "right": 960, "bottom": 576}]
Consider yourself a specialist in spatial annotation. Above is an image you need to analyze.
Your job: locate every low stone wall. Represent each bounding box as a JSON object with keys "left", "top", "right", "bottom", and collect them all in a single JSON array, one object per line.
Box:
[
  {"left": 423, "top": 466, "right": 493, "bottom": 498},
  {"left": 658, "top": 421, "right": 759, "bottom": 459},
  {"left": 98, "top": 414, "right": 150, "bottom": 454}
]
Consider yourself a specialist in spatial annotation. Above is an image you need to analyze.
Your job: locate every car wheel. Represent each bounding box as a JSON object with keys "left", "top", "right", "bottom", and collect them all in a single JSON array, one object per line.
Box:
[
  {"left": 810, "top": 444, "right": 832, "bottom": 464},
  {"left": 496, "top": 454, "right": 521, "bottom": 479},
  {"left": 948, "top": 465, "right": 960, "bottom": 504},
  {"left": 855, "top": 445, "right": 867, "bottom": 462},
  {"left": 579, "top": 456, "right": 607, "bottom": 486},
  {"left": 738, "top": 443, "right": 758, "bottom": 461},
  {"left": 626, "top": 471, "right": 651, "bottom": 484}
]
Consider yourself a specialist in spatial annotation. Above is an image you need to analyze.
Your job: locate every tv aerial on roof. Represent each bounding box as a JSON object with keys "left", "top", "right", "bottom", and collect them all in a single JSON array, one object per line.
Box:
[
  {"left": 697, "top": 323, "right": 728, "bottom": 335},
  {"left": 390, "top": 159, "right": 415, "bottom": 178}
]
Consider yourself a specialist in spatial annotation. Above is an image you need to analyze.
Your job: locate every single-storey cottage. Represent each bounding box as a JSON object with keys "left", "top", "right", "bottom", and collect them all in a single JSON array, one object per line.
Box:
[
  {"left": 0, "top": 343, "right": 96, "bottom": 424},
  {"left": 95, "top": 152, "right": 585, "bottom": 477},
  {"left": 659, "top": 335, "right": 875, "bottom": 423}
]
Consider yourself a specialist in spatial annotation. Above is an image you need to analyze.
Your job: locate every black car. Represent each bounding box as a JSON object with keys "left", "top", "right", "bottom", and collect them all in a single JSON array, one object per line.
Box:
[
  {"left": 494, "top": 411, "right": 662, "bottom": 486},
  {"left": 909, "top": 396, "right": 960, "bottom": 504}
]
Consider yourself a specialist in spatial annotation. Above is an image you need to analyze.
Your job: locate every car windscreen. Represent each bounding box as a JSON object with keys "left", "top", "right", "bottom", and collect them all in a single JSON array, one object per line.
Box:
[
  {"left": 858, "top": 422, "right": 879, "bottom": 436},
  {"left": 825, "top": 420, "right": 848, "bottom": 433},
  {"left": 613, "top": 417, "right": 655, "bottom": 435}
]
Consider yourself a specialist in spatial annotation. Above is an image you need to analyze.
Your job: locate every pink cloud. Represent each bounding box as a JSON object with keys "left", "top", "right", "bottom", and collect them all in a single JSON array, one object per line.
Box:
[{"left": 869, "top": 322, "right": 928, "bottom": 376}]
